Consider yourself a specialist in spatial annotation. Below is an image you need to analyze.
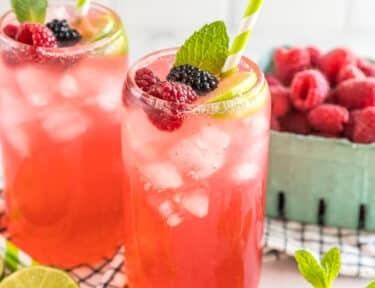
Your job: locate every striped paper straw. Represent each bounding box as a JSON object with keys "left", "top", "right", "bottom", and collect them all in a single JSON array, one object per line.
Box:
[
  {"left": 76, "top": 0, "right": 91, "bottom": 16},
  {"left": 0, "top": 236, "right": 38, "bottom": 271},
  {"left": 221, "top": 0, "right": 264, "bottom": 76}
]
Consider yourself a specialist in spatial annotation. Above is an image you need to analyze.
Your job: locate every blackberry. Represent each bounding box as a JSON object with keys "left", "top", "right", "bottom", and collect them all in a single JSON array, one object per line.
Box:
[
  {"left": 167, "top": 65, "right": 219, "bottom": 94},
  {"left": 46, "top": 19, "right": 81, "bottom": 47}
]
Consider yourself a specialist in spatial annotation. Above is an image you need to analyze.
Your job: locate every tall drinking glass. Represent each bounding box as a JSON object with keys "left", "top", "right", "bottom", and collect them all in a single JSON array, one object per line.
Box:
[
  {"left": 0, "top": 1, "right": 128, "bottom": 267},
  {"left": 122, "top": 48, "right": 270, "bottom": 288}
]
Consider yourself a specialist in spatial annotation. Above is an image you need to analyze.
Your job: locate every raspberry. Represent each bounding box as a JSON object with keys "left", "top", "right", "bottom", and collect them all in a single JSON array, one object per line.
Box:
[
  {"left": 271, "top": 116, "right": 280, "bottom": 131},
  {"left": 265, "top": 74, "right": 281, "bottom": 86},
  {"left": 46, "top": 19, "right": 81, "bottom": 46},
  {"left": 343, "top": 110, "right": 360, "bottom": 140},
  {"left": 4, "top": 24, "right": 19, "bottom": 39},
  {"left": 319, "top": 48, "right": 357, "bottom": 84},
  {"left": 307, "top": 46, "right": 322, "bottom": 67},
  {"left": 351, "top": 107, "right": 375, "bottom": 144},
  {"left": 335, "top": 78, "right": 375, "bottom": 110},
  {"left": 290, "top": 70, "right": 330, "bottom": 112},
  {"left": 270, "top": 85, "right": 291, "bottom": 118},
  {"left": 167, "top": 65, "right": 218, "bottom": 94},
  {"left": 280, "top": 111, "right": 311, "bottom": 135},
  {"left": 135, "top": 68, "right": 160, "bottom": 92},
  {"left": 146, "top": 81, "right": 198, "bottom": 131},
  {"left": 307, "top": 104, "right": 349, "bottom": 134},
  {"left": 17, "top": 23, "right": 57, "bottom": 48},
  {"left": 358, "top": 59, "right": 375, "bottom": 77},
  {"left": 274, "top": 47, "right": 311, "bottom": 85},
  {"left": 337, "top": 64, "right": 365, "bottom": 83}
]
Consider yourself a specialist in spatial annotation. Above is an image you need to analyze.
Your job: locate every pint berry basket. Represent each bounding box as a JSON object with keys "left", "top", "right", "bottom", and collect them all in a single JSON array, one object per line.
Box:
[{"left": 261, "top": 49, "right": 375, "bottom": 231}]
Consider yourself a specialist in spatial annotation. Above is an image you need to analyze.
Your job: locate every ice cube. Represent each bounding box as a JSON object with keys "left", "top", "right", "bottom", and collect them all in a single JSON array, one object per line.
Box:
[
  {"left": 4, "top": 127, "right": 30, "bottom": 158},
  {"left": 42, "top": 105, "right": 91, "bottom": 141},
  {"left": 158, "top": 200, "right": 183, "bottom": 227},
  {"left": 59, "top": 74, "right": 79, "bottom": 98},
  {"left": 16, "top": 66, "right": 56, "bottom": 106},
  {"left": 179, "top": 187, "right": 209, "bottom": 218},
  {"left": 95, "top": 80, "right": 122, "bottom": 112},
  {"left": 141, "top": 162, "right": 183, "bottom": 191},
  {"left": 232, "top": 163, "right": 259, "bottom": 181},
  {"left": 169, "top": 126, "right": 231, "bottom": 179}
]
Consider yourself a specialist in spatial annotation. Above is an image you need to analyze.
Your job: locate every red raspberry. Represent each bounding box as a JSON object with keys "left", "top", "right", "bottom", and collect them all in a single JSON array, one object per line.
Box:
[
  {"left": 17, "top": 23, "right": 57, "bottom": 48},
  {"left": 307, "top": 104, "right": 349, "bottom": 134},
  {"left": 343, "top": 110, "right": 360, "bottom": 140},
  {"left": 307, "top": 46, "right": 322, "bottom": 67},
  {"left": 270, "top": 85, "right": 291, "bottom": 118},
  {"left": 265, "top": 74, "right": 281, "bottom": 87},
  {"left": 335, "top": 78, "right": 375, "bottom": 110},
  {"left": 280, "top": 111, "right": 311, "bottom": 135},
  {"left": 4, "top": 24, "right": 19, "bottom": 39},
  {"left": 319, "top": 48, "right": 357, "bottom": 84},
  {"left": 290, "top": 70, "right": 330, "bottom": 112},
  {"left": 337, "top": 64, "right": 365, "bottom": 83},
  {"left": 135, "top": 68, "right": 160, "bottom": 92},
  {"left": 271, "top": 116, "right": 281, "bottom": 131},
  {"left": 146, "top": 81, "right": 198, "bottom": 131},
  {"left": 358, "top": 59, "right": 375, "bottom": 77},
  {"left": 351, "top": 107, "right": 375, "bottom": 144},
  {"left": 274, "top": 47, "right": 311, "bottom": 85}
]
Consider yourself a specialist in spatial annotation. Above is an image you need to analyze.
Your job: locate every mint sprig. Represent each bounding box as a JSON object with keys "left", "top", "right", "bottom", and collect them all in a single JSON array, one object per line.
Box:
[
  {"left": 295, "top": 248, "right": 341, "bottom": 288},
  {"left": 10, "top": 0, "right": 48, "bottom": 23},
  {"left": 175, "top": 21, "right": 229, "bottom": 75}
]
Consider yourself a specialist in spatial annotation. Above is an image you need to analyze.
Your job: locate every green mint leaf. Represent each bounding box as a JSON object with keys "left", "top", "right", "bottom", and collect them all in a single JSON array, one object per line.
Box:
[
  {"left": 295, "top": 250, "right": 328, "bottom": 288},
  {"left": 175, "top": 21, "right": 229, "bottom": 75},
  {"left": 10, "top": 0, "right": 48, "bottom": 23},
  {"left": 321, "top": 247, "right": 341, "bottom": 286},
  {"left": 367, "top": 281, "right": 375, "bottom": 288}
]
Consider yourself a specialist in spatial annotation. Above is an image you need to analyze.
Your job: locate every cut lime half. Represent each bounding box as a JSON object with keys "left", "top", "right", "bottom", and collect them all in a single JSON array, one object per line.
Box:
[
  {"left": 0, "top": 266, "right": 79, "bottom": 288},
  {"left": 202, "top": 71, "right": 267, "bottom": 119}
]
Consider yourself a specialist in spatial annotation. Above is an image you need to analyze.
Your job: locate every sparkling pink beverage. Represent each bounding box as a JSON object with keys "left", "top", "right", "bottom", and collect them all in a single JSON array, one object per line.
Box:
[
  {"left": 122, "top": 49, "right": 270, "bottom": 288},
  {"left": 0, "top": 2, "right": 128, "bottom": 267}
]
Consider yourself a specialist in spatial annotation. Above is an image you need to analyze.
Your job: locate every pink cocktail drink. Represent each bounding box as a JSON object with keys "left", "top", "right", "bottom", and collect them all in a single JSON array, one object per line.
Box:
[
  {"left": 122, "top": 48, "right": 270, "bottom": 288},
  {"left": 0, "top": 2, "right": 128, "bottom": 267}
]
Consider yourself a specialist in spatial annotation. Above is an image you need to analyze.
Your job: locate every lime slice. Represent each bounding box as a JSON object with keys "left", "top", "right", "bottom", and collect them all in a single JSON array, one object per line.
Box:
[
  {"left": 202, "top": 71, "right": 267, "bottom": 118},
  {"left": 0, "top": 266, "right": 79, "bottom": 288},
  {"left": 205, "top": 72, "right": 257, "bottom": 103}
]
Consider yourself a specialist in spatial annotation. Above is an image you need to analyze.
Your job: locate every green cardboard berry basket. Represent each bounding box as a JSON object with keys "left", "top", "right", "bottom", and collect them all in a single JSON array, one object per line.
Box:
[{"left": 260, "top": 49, "right": 375, "bottom": 231}]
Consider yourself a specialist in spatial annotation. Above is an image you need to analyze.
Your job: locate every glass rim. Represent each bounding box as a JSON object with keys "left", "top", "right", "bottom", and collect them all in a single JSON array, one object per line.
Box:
[
  {"left": 125, "top": 47, "right": 266, "bottom": 115},
  {"left": 0, "top": 0, "right": 123, "bottom": 57}
]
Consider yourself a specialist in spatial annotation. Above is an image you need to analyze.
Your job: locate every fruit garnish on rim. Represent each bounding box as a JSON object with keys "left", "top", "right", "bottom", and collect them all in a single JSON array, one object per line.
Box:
[{"left": 131, "top": 18, "right": 266, "bottom": 131}]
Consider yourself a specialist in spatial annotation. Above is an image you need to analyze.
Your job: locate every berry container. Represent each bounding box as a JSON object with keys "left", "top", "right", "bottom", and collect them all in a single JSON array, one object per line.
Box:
[{"left": 261, "top": 49, "right": 375, "bottom": 231}]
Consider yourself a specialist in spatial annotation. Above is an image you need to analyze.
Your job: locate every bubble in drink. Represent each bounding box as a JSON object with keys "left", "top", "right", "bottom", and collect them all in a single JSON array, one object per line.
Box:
[
  {"left": 42, "top": 105, "right": 91, "bottom": 141},
  {"left": 169, "top": 126, "right": 231, "bottom": 179},
  {"left": 141, "top": 162, "right": 183, "bottom": 191}
]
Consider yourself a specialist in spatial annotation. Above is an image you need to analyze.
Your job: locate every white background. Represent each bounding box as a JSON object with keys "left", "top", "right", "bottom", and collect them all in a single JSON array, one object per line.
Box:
[
  {"left": 1, "top": 0, "right": 375, "bottom": 62},
  {"left": 0, "top": 0, "right": 374, "bottom": 286}
]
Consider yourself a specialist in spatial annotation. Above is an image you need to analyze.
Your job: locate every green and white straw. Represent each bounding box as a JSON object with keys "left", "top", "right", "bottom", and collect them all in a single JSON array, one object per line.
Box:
[
  {"left": 0, "top": 236, "right": 38, "bottom": 272},
  {"left": 76, "top": 0, "right": 91, "bottom": 16},
  {"left": 221, "top": 0, "right": 264, "bottom": 76}
]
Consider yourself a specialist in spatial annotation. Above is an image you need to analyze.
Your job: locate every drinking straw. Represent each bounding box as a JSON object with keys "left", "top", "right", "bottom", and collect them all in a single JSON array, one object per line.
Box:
[
  {"left": 221, "top": 0, "right": 264, "bottom": 76},
  {"left": 0, "top": 236, "right": 38, "bottom": 271},
  {"left": 76, "top": 0, "right": 91, "bottom": 16}
]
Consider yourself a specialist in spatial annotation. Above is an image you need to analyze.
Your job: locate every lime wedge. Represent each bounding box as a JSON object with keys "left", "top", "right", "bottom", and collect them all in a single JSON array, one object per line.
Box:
[
  {"left": 0, "top": 266, "right": 79, "bottom": 288},
  {"left": 202, "top": 71, "right": 267, "bottom": 119},
  {"left": 205, "top": 72, "right": 257, "bottom": 104}
]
